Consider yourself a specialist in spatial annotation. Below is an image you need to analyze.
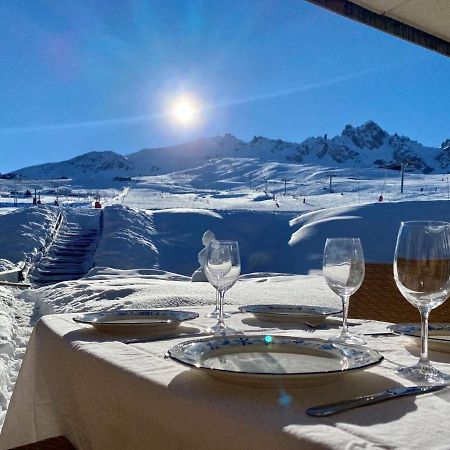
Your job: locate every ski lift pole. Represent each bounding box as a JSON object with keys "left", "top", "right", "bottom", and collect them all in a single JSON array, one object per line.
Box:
[
  {"left": 328, "top": 171, "right": 334, "bottom": 193},
  {"left": 400, "top": 162, "right": 406, "bottom": 194}
]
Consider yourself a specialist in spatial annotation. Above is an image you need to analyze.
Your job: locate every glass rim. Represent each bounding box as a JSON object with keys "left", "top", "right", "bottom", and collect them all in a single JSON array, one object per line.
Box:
[
  {"left": 400, "top": 221, "right": 450, "bottom": 227},
  {"left": 325, "top": 237, "right": 361, "bottom": 241}
]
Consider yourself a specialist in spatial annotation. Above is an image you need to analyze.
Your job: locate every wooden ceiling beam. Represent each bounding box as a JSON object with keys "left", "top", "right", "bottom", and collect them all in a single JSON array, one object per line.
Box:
[{"left": 306, "top": 0, "right": 450, "bottom": 57}]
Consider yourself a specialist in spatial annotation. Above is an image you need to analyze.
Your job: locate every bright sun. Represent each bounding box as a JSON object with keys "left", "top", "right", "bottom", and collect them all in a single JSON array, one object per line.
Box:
[{"left": 171, "top": 96, "right": 199, "bottom": 126}]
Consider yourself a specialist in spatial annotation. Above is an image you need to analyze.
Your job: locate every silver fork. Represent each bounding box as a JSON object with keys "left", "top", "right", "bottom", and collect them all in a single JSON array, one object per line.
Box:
[{"left": 305, "top": 322, "right": 318, "bottom": 332}]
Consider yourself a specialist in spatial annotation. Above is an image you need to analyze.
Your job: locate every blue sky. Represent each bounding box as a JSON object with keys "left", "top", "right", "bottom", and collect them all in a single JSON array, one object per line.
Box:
[{"left": 0, "top": 0, "right": 449, "bottom": 173}]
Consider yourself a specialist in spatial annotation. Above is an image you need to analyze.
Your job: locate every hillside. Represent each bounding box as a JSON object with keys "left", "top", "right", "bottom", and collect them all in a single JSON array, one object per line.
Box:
[{"left": 9, "top": 151, "right": 133, "bottom": 180}]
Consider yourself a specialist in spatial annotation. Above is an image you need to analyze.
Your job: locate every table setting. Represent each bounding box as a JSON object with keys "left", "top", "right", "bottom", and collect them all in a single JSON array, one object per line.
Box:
[{"left": 2, "top": 222, "right": 450, "bottom": 449}]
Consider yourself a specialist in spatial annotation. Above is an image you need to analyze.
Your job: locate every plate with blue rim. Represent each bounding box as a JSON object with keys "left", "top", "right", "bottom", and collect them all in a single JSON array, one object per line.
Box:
[
  {"left": 73, "top": 309, "right": 199, "bottom": 334},
  {"left": 238, "top": 304, "right": 342, "bottom": 324},
  {"left": 389, "top": 323, "right": 450, "bottom": 353},
  {"left": 167, "top": 335, "right": 383, "bottom": 387}
]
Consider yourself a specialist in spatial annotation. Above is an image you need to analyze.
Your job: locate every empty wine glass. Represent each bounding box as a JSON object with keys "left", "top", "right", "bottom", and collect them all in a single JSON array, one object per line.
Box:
[
  {"left": 323, "top": 238, "right": 365, "bottom": 345},
  {"left": 205, "top": 240, "right": 241, "bottom": 335},
  {"left": 394, "top": 221, "right": 450, "bottom": 383}
]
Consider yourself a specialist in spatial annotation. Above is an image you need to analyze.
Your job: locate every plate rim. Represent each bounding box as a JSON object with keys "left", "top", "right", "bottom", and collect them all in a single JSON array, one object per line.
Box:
[
  {"left": 72, "top": 309, "right": 199, "bottom": 326},
  {"left": 237, "top": 304, "right": 342, "bottom": 316},
  {"left": 168, "top": 335, "right": 383, "bottom": 378}
]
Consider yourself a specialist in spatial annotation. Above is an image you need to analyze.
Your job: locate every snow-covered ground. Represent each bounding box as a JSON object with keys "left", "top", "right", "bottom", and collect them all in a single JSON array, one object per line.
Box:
[{"left": 1, "top": 159, "right": 450, "bottom": 427}]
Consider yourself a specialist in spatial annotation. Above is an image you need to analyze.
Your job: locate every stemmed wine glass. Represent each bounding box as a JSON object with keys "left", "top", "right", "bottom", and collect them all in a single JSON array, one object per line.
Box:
[
  {"left": 323, "top": 238, "right": 366, "bottom": 345},
  {"left": 394, "top": 221, "right": 450, "bottom": 383},
  {"left": 205, "top": 292, "right": 231, "bottom": 319},
  {"left": 205, "top": 240, "right": 241, "bottom": 335}
]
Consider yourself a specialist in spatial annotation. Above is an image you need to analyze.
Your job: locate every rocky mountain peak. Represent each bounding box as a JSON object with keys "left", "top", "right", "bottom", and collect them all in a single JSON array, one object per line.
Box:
[
  {"left": 441, "top": 139, "right": 450, "bottom": 150},
  {"left": 341, "top": 120, "right": 388, "bottom": 150}
]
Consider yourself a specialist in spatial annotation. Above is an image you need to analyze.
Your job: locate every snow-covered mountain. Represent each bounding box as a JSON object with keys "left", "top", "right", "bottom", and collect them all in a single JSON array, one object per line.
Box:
[
  {"left": 128, "top": 134, "right": 243, "bottom": 175},
  {"left": 11, "top": 151, "right": 133, "bottom": 180},
  {"left": 8, "top": 122, "right": 449, "bottom": 179},
  {"left": 235, "top": 121, "right": 447, "bottom": 174}
]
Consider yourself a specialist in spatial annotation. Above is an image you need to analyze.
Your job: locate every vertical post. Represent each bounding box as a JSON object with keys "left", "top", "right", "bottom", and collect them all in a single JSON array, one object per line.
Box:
[
  {"left": 284, "top": 179, "right": 287, "bottom": 196},
  {"left": 13, "top": 179, "right": 17, "bottom": 206},
  {"left": 400, "top": 162, "right": 405, "bottom": 194}
]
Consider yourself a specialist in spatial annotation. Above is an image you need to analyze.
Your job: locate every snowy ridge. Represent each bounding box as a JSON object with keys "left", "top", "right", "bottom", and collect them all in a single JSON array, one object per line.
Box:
[
  {"left": 9, "top": 122, "right": 450, "bottom": 180},
  {"left": 128, "top": 134, "right": 243, "bottom": 175},
  {"left": 11, "top": 151, "right": 132, "bottom": 180}
]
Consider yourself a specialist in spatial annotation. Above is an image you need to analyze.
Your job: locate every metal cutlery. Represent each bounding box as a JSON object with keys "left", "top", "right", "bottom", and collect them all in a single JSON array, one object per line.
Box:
[
  {"left": 304, "top": 321, "right": 362, "bottom": 331},
  {"left": 123, "top": 328, "right": 279, "bottom": 344},
  {"left": 123, "top": 331, "right": 211, "bottom": 344},
  {"left": 363, "top": 332, "right": 397, "bottom": 337},
  {"left": 304, "top": 322, "right": 326, "bottom": 330},
  {"left": 306, "top": 384, "right": 447, "bottom": 417}
]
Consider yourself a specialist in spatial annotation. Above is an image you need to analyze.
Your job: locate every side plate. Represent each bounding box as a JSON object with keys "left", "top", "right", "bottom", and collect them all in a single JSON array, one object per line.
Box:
[
  {"left": 238, "top": 304, "right": 342, "bottom": 323},
  {"left": 73, "top": 309, "right": 199, "bottom": 333}
]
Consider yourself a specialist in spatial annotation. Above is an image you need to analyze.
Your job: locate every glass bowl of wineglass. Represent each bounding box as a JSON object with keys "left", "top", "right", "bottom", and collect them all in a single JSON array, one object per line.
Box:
[
  {"left": 394, "top": 221, "right": 450, "bottom": 383},
  {"left": 205, "top": 240, "right": 241, "bottom": 335},
  {"left": 323, "top": 237, "right": 366, "bottom": 345}
]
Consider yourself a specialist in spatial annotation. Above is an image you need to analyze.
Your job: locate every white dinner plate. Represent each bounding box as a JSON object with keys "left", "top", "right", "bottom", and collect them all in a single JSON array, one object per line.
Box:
[
  {"left": 238, "top": 304, "right": 342, "bottom": 323},
  {"left": 390, "top": 323, "right": 450, "bottom": 353},
  {"left": 73, "top": 309, "right": 199, "bottom": 333},
  {"left": 168, "top": 335, "right": 383, "bottom": 387}
]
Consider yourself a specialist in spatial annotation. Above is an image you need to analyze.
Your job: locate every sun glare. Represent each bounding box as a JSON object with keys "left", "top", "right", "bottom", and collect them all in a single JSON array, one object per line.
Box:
[{"left": 171, "top": 96, "right": 200, "bottom": 126}]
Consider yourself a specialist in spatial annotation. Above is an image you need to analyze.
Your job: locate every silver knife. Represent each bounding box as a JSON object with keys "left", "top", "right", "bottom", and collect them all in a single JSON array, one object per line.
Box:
[
  {"left": 123, "top": 331, "right": 211, "bottom": 344},
  {"left": 306, "top": 385, "right": 447, "bottom": 417}
]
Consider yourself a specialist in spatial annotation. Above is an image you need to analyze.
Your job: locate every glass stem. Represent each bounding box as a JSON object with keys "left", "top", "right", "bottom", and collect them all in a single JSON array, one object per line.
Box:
[
  {"left": 215, "top": 290, "right": 219, "bottom": 311},
  {"left": 419, "top": 308, "right": 431, "bottom": 368},
  {"left": 340, "top": 294, "right": 350, "bottom": 333},
  {"left": 218, "top": 290, "right": 225, "bottom": 326}
]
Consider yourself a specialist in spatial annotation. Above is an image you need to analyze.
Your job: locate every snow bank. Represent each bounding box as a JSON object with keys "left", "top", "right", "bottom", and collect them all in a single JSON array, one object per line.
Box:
[
  {"left": 90, "top": 201, "right": 450, "bottom": 277},
  {"left": 149, "top": 208, "right": 303, "bottom": 276},
  {"left": 94, "top": 205, "right": 158, "bottom": 270},
  {"left": 0, "top": 287, "right": 33, "bottom": 426},
  {"left": 20, "top": 268, "right": 337, "bottom": 319},
  {"left": 0, "top": 206, "right": 59, "bottom": 266},
  {"left": 289, "top": 200, "right": 450, "bottom": 273}
]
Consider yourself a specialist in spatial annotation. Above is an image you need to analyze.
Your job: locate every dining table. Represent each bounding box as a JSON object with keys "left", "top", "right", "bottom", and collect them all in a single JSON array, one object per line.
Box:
[{"left": 1, "top": 299, "right": 449, "bottom": 450}]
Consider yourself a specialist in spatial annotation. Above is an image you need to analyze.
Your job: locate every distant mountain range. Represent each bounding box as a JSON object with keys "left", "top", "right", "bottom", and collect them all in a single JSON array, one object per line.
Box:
[{"left": 7, "top": 121, "right": 450, "bottom": 179}]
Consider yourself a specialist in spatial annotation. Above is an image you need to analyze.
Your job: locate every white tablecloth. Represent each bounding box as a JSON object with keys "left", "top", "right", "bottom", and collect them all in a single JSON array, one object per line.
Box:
[{"left": 1, "top": 307, "right": 450, "bottom": 450}]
